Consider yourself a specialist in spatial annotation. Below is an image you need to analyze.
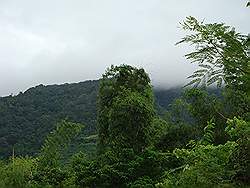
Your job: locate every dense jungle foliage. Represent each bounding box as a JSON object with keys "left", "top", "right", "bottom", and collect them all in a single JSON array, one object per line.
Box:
[
  {"left": 0, "top": 14, "right": 249, "bottom": 187},
  {"left": 0, "top": 80, "right": 187, "bottom": 159}
]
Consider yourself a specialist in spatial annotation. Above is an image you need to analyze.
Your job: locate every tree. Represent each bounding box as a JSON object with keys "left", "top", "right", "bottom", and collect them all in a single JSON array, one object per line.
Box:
[
  {"left": 177, "top": 16, "right": 250, "bottom": 120},
  {"left": 72, "top": 64, "right": 178, "bottom": 187},
  {"left": 35, "top": 120, "right": 83, "bottom": 186},
  {"left": 38, "top": 120, "right": 83, "bottom": 168},
  {"left": 0, "top": 157, "right": 36, "bottom": 188},
  {"left": 156, "top": 118, "right": 243, "bottom": 187},
  {"left": 226, "top": 117, "right": 250, "bottom": 184},
  {"left": 177, "top": 16, "right": 249, "bottom": 93},
  {"left": 97, "top": 64, "right": 155, "bottom": 153}
]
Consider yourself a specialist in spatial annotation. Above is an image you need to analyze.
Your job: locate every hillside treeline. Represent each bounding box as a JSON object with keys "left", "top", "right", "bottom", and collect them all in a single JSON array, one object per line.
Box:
[
  {"left": 0, "top": 16, "right": 249, "bottom": 187},
  {"left": 0, "top": 80, "right": 188, "bottom": 158}
]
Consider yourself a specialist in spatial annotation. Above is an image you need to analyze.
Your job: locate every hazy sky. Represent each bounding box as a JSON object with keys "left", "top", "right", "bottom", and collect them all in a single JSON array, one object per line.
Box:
[{"left": 0, "top": 0, "right": 249, "bottom": 96}]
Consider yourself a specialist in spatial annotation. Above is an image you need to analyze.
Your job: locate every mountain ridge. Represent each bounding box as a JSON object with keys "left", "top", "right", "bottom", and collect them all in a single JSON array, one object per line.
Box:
[{"left": 0, "top": 79, "right": 195, "bottom": 158}]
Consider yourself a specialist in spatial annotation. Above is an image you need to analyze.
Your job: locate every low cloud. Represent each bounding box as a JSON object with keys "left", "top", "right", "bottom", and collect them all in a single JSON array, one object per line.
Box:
[{"left": 0, "top": 0, "right": 249, "bottom": 96}]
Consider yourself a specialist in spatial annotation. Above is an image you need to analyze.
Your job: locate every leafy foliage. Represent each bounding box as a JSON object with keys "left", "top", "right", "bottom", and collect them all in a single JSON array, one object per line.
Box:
[
  {"left": 73, "top": 148, "right": 180, "bottom": 188},
  {"left": 97, "top": 64, "right": 155, "bottom": 153},
  {"left": 201, "top": 118, "right": 215, "bottom": 145},
  {"left": 157, "top": 141, "right": 237, "bottom": 187},
  {"left": 77, "top": 64, "right": 179, "bottom": 187},
  {"left": 226, "top": 117, "right": 250, "bottom": 184},
  {"left": 177, "top": 16, "right": 250, "bottom": 92},
  {"left": 0, "top": 157, "right": 37, "bottom": 188},
  {"left": 0, "top": 80, "right": 99, "bottom": 158},
  {"left": 38, "top": 120, "right": 83, "bottom": 167},
  {"left": 34, "top": 120, "right": 83, "bottom": 186},
  {"left": 0, "top": 80, "right": 181, "bottom": 159},
  {"left": 0, "top": 8, "right": 249, "bottom": 188}
]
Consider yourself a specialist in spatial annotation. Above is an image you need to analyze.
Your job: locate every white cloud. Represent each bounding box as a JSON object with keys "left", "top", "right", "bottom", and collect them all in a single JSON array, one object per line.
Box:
[{"left": 0, "top": 0, "right": 249, "bottom": 96}]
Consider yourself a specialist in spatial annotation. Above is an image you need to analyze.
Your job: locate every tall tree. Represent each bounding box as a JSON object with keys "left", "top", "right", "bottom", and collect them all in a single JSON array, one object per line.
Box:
[
  {"left": 177, "top": 16, "right": 250, "bottom": 119},
  {"left": 97, "top": 64, "right": 155, "bottom": 153},
  {"left": 35, "top": 120, "right": 83, "bottom": 186}
]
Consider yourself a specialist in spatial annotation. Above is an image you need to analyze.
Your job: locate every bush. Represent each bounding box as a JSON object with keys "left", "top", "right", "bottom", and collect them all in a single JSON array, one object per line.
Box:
[{"left": 0, "top": 157, "right": 37, "bottom": 188}]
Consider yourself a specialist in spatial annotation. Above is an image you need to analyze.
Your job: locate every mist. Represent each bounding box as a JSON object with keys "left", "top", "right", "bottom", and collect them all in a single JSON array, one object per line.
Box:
[{"left": 0, "top": 0, "right": 249, "bottom": 96}]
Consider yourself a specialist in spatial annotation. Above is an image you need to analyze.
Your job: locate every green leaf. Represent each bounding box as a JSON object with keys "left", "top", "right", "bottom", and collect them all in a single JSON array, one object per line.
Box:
[
  {"left": 198, "top": 64, "right": 212, "bottom": 69},
  {"left": 184, "top": 78, "right": 201, "bottom": 87}
]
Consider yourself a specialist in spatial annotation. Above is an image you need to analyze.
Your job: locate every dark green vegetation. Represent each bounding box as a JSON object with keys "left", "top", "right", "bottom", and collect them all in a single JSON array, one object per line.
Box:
[
  {"left": 0, "top": 15, "right": 249, "bottom": 187},
  {"left": 0, "top": 80, "right": 99, "bottom": 158},
  {"left": 0, "top": 80, "right": 187, "bottom": 159}
]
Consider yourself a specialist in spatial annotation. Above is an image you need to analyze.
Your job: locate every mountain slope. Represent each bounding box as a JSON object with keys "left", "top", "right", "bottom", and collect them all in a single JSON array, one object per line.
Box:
[{"left": 0, "top": 80, "right": 182, "bottom": 158}]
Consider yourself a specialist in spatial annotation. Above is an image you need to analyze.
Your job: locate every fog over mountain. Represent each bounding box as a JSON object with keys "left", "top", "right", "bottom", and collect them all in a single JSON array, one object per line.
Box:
[{"left": 0, "top": 0, "right": 249, "bottom": 96}]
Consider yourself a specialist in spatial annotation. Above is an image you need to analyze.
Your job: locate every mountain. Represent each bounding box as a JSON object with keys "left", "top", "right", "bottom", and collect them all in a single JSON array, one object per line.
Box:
[{"left": 0, "top": 80, "right": 183, "bottom": 158}]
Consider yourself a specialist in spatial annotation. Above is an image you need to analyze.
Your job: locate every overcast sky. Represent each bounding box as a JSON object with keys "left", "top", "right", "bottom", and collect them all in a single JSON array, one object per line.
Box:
[{"left": 0, "top": 0, "right": 249, "bottom": 96}]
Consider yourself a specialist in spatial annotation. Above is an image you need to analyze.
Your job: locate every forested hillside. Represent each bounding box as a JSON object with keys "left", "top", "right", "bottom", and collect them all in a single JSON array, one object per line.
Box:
[
  {"left": 0, "top": 80, "right": 186, "bottom": 158},
  {"left": 0, "top": 80, "right": 99, "bottom": 158},
  {"left": 0, "top": 3, "right": 249, "bottom": 187}
]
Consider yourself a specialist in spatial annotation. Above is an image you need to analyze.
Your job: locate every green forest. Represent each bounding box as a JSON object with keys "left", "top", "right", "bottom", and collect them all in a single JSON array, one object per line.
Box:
[
  {"left": 0, "top": 79, "right": 192, "bottom": 159},
  {"left": 0, "top": 11, "right": 249, "bottom": 188}
]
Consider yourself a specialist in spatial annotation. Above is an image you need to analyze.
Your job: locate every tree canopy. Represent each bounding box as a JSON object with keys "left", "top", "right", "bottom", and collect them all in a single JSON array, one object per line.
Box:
[{"left": 97, "top": 64, "right": 155, "bottom": 153}]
